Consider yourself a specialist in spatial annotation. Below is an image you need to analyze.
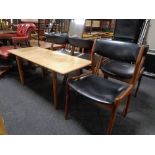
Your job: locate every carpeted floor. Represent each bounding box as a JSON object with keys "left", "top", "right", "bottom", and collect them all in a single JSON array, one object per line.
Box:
[{"left": 0, "top": 67, "right": 155, "bottom": 135}]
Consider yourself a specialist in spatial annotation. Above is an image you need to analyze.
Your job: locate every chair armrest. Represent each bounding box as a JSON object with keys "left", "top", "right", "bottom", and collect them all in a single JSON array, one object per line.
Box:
[
  {"left": 67, "top": 72, "right": 93, "bottom": 82},
  {"left": 115, "top": 84, "right": 133, "bottom": 102}
]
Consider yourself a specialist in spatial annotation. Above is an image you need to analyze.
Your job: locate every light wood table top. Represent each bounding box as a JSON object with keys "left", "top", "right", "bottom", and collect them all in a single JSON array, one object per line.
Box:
[{"left": 9, "top": 47, "right": 91, "bottom": 75}]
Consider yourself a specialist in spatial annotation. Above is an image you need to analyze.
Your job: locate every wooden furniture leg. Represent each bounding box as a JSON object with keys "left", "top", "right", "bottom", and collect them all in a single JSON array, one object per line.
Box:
[
  {"left": 0, "top": 66, "right": 10, "bottom": 78},
  {"left": 65, "top": 84, "right": 70, "bottom": 120},
  {"left": 16, "top": 56, "right": 25, "bottom": 85},
  {"left": 0, "top": 115, "right": 7, "bottom": 135},
  {"left": 52, "top": 71, "right": 58, "bottom": 108},
  {"left": 123, "top": 94, "right": 132, "bottom": 117},
  {"left": 134, "top": 75, "right": 143, "bottom": 97},
  {"left": 107, "top": 106, "right": 117, "bottom": 134}
]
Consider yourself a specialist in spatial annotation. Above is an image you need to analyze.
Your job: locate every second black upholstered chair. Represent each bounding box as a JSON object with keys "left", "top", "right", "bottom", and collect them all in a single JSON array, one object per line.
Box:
[
  {"left": 99, "top": 40, "right": 145, "bottom": 88},
  {"left": 45, "top": 32, "right": 69, "bottom": 54},
  {"left": 68, "top": 37, "right": 93, "bottom": 57},
  {"left": 68, "top": 37, "right": 95, "bottom": 71}
]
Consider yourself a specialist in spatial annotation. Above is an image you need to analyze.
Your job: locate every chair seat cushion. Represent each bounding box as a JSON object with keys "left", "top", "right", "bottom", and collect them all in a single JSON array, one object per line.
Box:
[
  {"left": 0, "top": 46, "right": 14, "bottom": 59},
  {"left": 68, "top": 75, "right": 128, "bottom": 104},
  {"left": 45, "top": 32, "right": 68, "bottom": 44},
  {"left": 101, "top": 60, "right": 135, "bottom": 79}
]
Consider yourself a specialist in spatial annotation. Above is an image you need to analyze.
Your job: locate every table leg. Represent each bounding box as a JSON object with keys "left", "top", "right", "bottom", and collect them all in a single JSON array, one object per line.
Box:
[
  {"left": 16, "top": 56, "right": 25, "bottom": 85},
  {"left": 0, "top": 114, "right": 7, "bottom": 135},
  {"left": 52, "top": 71, "right": 58, "bottom": 108}
]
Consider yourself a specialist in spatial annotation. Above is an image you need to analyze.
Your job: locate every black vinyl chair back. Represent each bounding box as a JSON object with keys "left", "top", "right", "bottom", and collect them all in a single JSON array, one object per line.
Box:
[
  {"left": 113, "top": 19, "right": 145, "bottom": 43},
  {"left": 94, "top": 39, "right": 140, "bottom": 63},
  {"left": 45, "top": 33, "right": 69, "bottom": 44},
  {"left": 69, "top": 37, "right": 93, "bottom": 50}
]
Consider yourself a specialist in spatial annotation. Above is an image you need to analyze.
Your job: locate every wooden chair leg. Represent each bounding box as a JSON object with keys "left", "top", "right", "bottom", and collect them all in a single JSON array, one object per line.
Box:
[
  {"left": 134, "top": 75, "right": 143, "bottom": 97},
  {"left": 27, "top": 41, "right": 31, "bottom": 47},
  {"left": 123, "top": 94, "right": 132, "bottom": 117},
  {"left": 0, "top": 66, "right": 10, "bottom": 78},
  {"left": 52, "top": 71, "right": 58, "bottom": 109},
  {"left": 107, "top": 106, "right": 117, "bottom": 135},
  {"left": 0, "top": 115, "right": 7, "bottom": 135},
  {"left": 16, "top": 56, "right": 25, "bottom": 85},
  {"left": 65, "top": 84, "right": 71, "bottom": 120}
]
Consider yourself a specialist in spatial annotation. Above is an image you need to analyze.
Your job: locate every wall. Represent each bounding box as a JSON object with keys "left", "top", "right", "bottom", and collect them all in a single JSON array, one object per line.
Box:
[
  {"left": 68, "top": 19, "right": 85, "bottom": 38},
  {"left": 146, "top": 19, "right": 155, "bottom": 50}
]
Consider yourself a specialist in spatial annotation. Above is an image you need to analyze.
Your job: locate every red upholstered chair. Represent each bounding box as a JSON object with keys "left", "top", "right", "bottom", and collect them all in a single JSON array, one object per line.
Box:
[
  {"left": 12, "top": 23, "right": 36, "bottom": 45},
  {"left": 0, "top": 46, "right": 14, "bottom": 59},
  {"left": 0, "top": 45, "right": 18, "bottom": 78},
  {"left": 0, "top": 23, "right": 36, "bottom": 45},
  {"left": 0, "top": 23, "right": 36, "bottom": 58},
  {"left": 0, "top": 23, "right": 36, "bottom": 78},
  {"left": 0, "top": 46, "right": 15, "bottom": 78}
]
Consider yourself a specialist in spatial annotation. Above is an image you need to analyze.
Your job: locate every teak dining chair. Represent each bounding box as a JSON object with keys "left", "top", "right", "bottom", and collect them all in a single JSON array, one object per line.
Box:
[
  {"left": 45, "top": 32, "right": 69, "bottom": 53},
  {"left": 65, "top": 39, "right": 145, "bottom": 134}
]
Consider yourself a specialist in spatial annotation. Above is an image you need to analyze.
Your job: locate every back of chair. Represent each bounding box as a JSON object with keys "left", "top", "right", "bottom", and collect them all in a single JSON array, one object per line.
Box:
[
  {"left": 68, "top": 37, "right": 93, "bottom": 50},
  {"left": 94, "top": 39, "right": 140, "bottom": 63},
  {"left": 113, "top": 19, "right": 144, "bottom": 43},
  {"left": 16, "top": 23, "right": 36, "bottom": 37},
  {"left": 45, "top": 33, "right": 69, "bottom": 44}
]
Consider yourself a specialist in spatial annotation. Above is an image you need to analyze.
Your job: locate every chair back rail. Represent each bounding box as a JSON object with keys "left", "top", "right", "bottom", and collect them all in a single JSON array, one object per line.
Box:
[
  {"left": 92, "top": 39, "right": 145, "bottom": 85},
  {"left": 94, "top": 39, "right": 140, "bottom": 63}
]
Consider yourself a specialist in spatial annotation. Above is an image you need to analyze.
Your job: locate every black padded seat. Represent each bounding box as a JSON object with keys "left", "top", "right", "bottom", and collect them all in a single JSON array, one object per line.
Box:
[
  {"left": 68, "top": 75, "right": 128, "bottom": 104},
  {"left": 45, "top": 32, "right": 70, "bottom": 55},
  {"left": 101, "top": 60, "right": 135, "bottom": 79},
  {"left": 68, "top": 37, "right": 93, "bottom": 49},
  {"left": 45, "top": 32, "right": 68, "bottom": 44},
  {"left": 68, "top": 37, "right": 93, "bottom": 57}
]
